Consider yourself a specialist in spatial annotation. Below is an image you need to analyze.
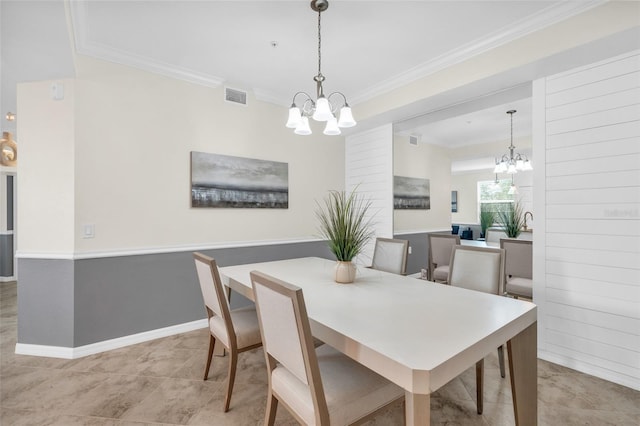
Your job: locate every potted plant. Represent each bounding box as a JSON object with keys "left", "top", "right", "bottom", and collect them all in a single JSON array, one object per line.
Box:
[
  {"left": 315, "top": 188, "right": 374, "bottom": 283},
  {"left": 479, "top": 205, "right": 495, "bottom": 239},
  {"left": 496, "top": 200, "right": 525, "bottom": 239}
]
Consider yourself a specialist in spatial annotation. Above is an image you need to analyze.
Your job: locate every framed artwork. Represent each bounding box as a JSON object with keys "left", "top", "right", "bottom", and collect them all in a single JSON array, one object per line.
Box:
[
  {"left": 394, "top": 176, "right": 430, "bottom": 210},
  {"left": 451, "top": 190, "right": 458, "bottom": 212},
  {"left": 190, "top": 151, "right": 288, "bottom": 208}
]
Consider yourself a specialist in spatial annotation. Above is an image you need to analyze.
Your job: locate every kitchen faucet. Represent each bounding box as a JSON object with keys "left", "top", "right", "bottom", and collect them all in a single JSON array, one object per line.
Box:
[{"left": 524, "top": 211, "right": 533, "bottom": 231}]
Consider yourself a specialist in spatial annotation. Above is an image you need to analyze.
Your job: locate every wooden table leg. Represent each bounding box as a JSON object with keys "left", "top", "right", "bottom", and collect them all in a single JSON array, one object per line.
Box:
[
  {"left": 507, "top": 322, "right": 537, "bottom": 426},
  {"left": 405, "top": 391, "right": 430, "bottom": 425}
]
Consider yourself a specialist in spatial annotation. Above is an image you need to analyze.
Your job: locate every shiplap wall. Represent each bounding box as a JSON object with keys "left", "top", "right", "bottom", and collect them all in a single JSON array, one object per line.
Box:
[
  {"left": 345, "top": 124, "right": 394, "bottom": 266},
  {"left": 534, "top": 50, "right": 640, "bottom": 390}
]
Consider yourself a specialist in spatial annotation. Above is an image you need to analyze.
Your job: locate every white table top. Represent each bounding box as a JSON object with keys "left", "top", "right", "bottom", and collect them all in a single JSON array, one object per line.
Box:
[{"left": 219, "top": 257, "right": 537, "bottom": 394}]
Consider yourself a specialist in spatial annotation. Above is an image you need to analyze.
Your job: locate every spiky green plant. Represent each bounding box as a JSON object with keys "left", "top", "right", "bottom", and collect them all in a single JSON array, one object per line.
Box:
[
  {"left": 479, "top": 205, "right": 496, "bottom": 238},
  {"left": 315, "top": 189, "right": 374, "bottom": 262},
  {"left": 496, "top": 200, "right": 525, "bottom": 238}
]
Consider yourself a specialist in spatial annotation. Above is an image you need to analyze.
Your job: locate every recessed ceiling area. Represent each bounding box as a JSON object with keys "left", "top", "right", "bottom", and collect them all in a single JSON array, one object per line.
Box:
[{"left": 404, "top": 97, "right": 532, "bottom": 149}]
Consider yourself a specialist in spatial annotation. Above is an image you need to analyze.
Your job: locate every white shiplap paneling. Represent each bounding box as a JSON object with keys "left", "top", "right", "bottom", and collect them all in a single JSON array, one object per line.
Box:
[
  {"left": 537, "top": 50, "right": 640, "bottom": 390},
  {"left": 345, "top": 124, "right": 394, "bottom": 266}
]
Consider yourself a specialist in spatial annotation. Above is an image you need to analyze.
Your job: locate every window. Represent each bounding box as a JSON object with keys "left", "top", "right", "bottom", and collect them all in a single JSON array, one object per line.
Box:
[{"left": 478, "top": 179, "right": 514, "bottom": 220}]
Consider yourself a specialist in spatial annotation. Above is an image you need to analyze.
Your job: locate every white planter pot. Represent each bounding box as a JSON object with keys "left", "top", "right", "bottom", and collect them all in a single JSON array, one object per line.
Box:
[{"left": 335, "top": 261, "right": 356, "bottom": 284}]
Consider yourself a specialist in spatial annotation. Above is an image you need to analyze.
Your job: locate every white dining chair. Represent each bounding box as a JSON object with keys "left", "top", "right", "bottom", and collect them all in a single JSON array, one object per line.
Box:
[
  {"left": 250, "top": 270, "right": 405, "bottom": 425},
  {"left": 484, "top": 227, "right": 508, "bottom": 247},
  {"left": 193, "top": 252, "right": 262, "bottom": 412},
  {"left": 500, "top": 238, "right": 533, "bottom": 299},
  {"left": 448, "top": 245, "right": 506, "bottom": 415},
  {"left": 370, "top": 237, "right": 409, "bottom": 275},
  {"left": 428, "top": 233, "right": 460, "bottom": 283}
]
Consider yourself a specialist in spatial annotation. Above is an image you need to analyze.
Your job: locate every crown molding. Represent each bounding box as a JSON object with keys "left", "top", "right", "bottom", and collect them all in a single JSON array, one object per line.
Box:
[
  {"left": 253, "top": 88, "right": 290, "bottom": 107},
  {"left": 351, "top": 0, "right": 607, "bottom": 105},
  {"left": 69, "top": 1, "right": 224, "bottom": 89}
]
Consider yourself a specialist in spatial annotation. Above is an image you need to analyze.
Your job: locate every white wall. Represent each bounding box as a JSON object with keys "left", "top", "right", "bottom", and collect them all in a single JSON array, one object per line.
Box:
[
  {"left": 17, "top": 79, "right": 76, "bottom": 255},
  {"left": 451, "top": 171, "right": 493, "bottom": 225},
  {"left": 346, "top": 124, "right": 393, "bottom": 265},
  {"left": 533, "top": 50, "right": 640, "bottom": 390},
  {"left": 18, "top": 56, "right": 345, "bottom": 255},
  {"left": 393, "top": 135, "right": 451, "bottom": 233}
]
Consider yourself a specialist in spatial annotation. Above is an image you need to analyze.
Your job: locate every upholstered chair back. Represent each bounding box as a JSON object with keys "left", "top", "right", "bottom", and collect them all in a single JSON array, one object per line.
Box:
[
  {"left": 193, "top": 253, "right": 234, "bottom": 348},
  {"left": 449, "top": 246, "right": 505, "bottom": 295},
  {"left": 371, "top": 237, "right": 409, "bottom": 275},
  {"left": 501, "top": 239, "right": 533, "bottom": 279},
  {"left": 428, "top": 233, "right": 461, "bottom": 282}
]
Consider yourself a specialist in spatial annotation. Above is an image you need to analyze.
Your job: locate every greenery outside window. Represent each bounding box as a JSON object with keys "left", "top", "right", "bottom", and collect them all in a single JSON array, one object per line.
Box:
[{"left": 478, "top": 179, "right": 514, "bottom": 219}]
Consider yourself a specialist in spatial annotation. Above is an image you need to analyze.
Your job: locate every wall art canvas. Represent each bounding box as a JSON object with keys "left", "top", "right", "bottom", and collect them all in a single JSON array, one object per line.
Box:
[
  {"left": 191, "top": 151, "right": 288, "bottom": 208},
  {"left": 394, "top": 176, "right": 430, "bottom": 210}
]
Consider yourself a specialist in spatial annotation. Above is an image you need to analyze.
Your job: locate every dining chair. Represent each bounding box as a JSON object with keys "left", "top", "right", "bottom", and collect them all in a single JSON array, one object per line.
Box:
[
  {"left": 193, "top": 252, "right": 262, "bottom": 412},
  {"left": 448, "top": 245, "right": 506, "bottom": 415},
  {"left": 500, "top": 238, "right": 533, "bottom": 299},
  {"left": 370, "top": 237, "right": 409, "bottom": 275},
  {"left": 250, "top": 270, "right": 405, "bottom": 426},
  {"left": 484, "top": 227, "right": 508, "bottom": 247},
  {"left": 427, "top": 233, "right": 460, "bottom": 283}
]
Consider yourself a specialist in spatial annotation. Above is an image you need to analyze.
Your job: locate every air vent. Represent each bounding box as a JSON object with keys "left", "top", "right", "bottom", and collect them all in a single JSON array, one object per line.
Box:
[
  {"left": 225, "top": 87, "right": 247, "bottom": 105},
  {"left": 409, "top": 134, "right": 420, "bottom": 146}
]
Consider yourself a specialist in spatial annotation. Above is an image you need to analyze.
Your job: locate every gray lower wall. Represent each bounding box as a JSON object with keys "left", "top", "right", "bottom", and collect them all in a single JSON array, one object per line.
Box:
[
  {"left": 394, "top": 230, "right": 463, "bottom": 275},
  {"left": 0, "top": 234, "right": 13, "bottom": 277},
  {"left": 393, "top": 233, "right": 428, "bottom": 275},
  {"left": 18, "top": 258, "right": 75, "bottom": 347},
  {"left": 18, "top": 240, "right": 334, "bottom": 348}
]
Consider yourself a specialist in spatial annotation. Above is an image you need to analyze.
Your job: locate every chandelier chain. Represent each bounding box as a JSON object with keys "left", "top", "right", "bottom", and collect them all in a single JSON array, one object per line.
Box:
[
  {"left": 317, "top": 8, "right": 322, "bottom": 78},
  {"left": 510, "top": 110, "right": 514, "bottom": 150}
]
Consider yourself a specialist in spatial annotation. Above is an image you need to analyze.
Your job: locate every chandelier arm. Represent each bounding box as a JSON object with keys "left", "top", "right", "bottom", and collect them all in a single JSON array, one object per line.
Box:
[
  {"left": 327, "top": 91, "right": 349, "bottom": 107},
  {"left": 301, "top": 98, "right": 316, "bottom": 117},
  {"left": 290, "top": 91, "right": 314, "bottom": 107}
]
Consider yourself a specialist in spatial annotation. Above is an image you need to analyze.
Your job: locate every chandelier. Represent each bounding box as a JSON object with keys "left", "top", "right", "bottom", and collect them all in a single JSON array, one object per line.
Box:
[
  {"left": 493, "top": 110, "right": 532, "bottom": 174},
  {"left": 285, "top": 0, "right": 356, "bottom": 136}
]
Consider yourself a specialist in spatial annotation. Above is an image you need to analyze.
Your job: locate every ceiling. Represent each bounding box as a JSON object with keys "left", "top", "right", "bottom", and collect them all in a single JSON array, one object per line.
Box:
[{"left": 0, "top": 0, "right": 628, "bottom": 155}]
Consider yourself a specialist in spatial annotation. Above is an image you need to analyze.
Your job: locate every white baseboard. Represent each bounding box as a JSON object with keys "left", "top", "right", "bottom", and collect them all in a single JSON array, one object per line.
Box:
[
  {"left": 538, "top": 350, "right": 639, "bottom": 391},
  {"left": 15, "top": 318, "right": 208, "bottom": 359}
]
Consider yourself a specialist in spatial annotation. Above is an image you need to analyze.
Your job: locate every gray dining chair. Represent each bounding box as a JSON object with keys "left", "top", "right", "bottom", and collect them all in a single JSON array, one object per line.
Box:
[
  {"left": 250, "top": 270, "right": 405, "bottom": 425},
  {"left": 370, "top": 237, "right": 409, "bottom": 275},
  {"left": 484, "top": 227, "right": 508, "bottom": 247},
  {"left": 193, "top": 252, "right": 262, "bottom": 412},
  {"left": 448, "top": 244, "right": 506, "bottom": 415},
  {"left": 500, "top": 238, "right": 533, "bottom": 299},
  {"left": 428, "top": 233, "right": 460, "bottom": 283}
]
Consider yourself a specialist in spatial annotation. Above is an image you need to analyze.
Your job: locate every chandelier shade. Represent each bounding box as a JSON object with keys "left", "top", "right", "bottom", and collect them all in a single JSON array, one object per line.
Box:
[
  {"left": 493, "top": 110, "right": 532, "bottom": 174},
  {"left": 285, "top": 0, "right": 356, "bottom": 135}
]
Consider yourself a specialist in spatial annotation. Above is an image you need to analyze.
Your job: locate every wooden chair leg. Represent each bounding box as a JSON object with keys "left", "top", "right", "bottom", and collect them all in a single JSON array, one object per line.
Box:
[
  {"left": 203, "top": 334, "right": 215, "bottom": 380},
  {"left": 223, "top": 350, "right": 238, "bottom": 412},
  {"left": 264, "top": 390, "right": 278, "bottom": 426},
  {"left": 475, "top": 359, "right": 484, "bottom": 415},
  {"left": 498, "top": 345, "right": 506, "bottom": 378}
]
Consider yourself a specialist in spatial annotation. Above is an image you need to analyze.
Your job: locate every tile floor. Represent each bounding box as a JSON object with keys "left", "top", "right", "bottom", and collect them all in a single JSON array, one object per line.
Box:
[{"left": 1, "top": 281, "right": 638, "bottom": 425}]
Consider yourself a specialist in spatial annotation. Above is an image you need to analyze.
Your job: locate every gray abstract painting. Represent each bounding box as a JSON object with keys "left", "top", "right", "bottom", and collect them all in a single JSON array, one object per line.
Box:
[
  {"left": 191, "top": 151, "right": 288, "bottom": 208},
  {"left": 394, "top": 176, "right": 430, "bottom": 210}
]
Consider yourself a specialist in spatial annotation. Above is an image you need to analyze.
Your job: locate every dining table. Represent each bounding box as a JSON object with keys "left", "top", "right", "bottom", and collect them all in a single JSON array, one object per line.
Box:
[{"left": 219, "top": 256, "right": 537, "bottom": 426}]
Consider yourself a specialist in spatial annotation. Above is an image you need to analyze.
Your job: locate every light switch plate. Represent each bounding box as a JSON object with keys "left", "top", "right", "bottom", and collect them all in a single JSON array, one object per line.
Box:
[{"left": 83, "top": 224, "right": 95, "bottom": 239}]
